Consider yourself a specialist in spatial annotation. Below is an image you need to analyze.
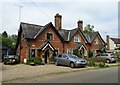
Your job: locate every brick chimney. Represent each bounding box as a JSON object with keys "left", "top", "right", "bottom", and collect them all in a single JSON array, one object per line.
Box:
[
  {"left": 54, "top": 13, "right": 62, "bottom": 31},
  {"left": 106, "top": 35, "right": 110, "bottom": 50},
  {"left": 77, "top": 20, "right": 83, "bottom": 31}
]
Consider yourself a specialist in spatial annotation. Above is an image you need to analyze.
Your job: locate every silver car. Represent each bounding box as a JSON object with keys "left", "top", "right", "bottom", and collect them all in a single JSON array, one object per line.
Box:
[
  {"left": 92, "top": 53, "right": 117, "bottom": 63},
  {"left": 54, "top": 54, "right": 87, "bottom": 68}
]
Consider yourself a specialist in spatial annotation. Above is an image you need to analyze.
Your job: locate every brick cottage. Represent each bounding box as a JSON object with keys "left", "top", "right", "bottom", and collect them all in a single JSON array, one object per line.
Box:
[{"left": 16, "top": 13, "right": 106, "bottom": 63}]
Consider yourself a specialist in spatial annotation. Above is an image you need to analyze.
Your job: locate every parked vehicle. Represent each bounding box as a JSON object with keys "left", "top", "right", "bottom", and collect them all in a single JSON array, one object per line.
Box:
[
  {"left": 54, "top": 54, "right": 87, "bottom": 68},
  {"left": 91, "top": 53, "right": 117, "bottom": 63},
  {"left": 3, "top": 55, "right": 20, "bottom": 65}
]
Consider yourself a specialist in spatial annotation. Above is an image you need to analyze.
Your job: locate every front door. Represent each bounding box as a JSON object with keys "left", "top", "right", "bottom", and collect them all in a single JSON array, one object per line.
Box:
[{"left": 44, "top": 49, "right": 49, "bottom": 64}]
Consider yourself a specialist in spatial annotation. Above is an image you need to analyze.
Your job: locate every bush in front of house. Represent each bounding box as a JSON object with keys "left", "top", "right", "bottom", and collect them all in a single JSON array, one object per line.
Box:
[
  {"left": 49, "top": 56, "right": 55, "bottom": 64},
  {"left": 87, "top": 59, "right": 109, "bottom": 68},
  {"left": 87, "top": 59, "right": 96, "bottom": 67},
  {"left": 116, "top": 58, "right": 120, "bottom": 62},
  {"left": 114, "top": 52, "right": 120, "bottom": 59},
  {"left": 26, "top": 57, "right": 44, "bottom": 65}
]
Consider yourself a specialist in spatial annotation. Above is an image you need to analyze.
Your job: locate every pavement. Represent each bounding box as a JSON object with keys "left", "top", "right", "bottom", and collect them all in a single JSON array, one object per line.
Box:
[{"left": 1, "top": 62, "right": 119, "bottom": 83}]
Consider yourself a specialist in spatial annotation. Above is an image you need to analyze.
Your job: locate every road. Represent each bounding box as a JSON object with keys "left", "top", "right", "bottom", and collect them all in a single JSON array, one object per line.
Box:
[{"left": 6, "top": 66, "right": 119, "bottom": 83}]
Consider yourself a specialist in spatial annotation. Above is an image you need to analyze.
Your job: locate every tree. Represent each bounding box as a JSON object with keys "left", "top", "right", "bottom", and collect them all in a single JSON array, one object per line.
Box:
[
  {"left": 83, "top": 24, "right": 94, "bottom": 34},
  {"left": 1, "top": 31, "right": 17, "bottom": 49},
  {"left": 2, "top": 31, "right": 8, "bottom": 37}
]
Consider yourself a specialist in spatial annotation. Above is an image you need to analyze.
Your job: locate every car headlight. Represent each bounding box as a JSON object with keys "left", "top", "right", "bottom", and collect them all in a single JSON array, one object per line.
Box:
[
  {"left": 12, "top": 59, "right": 15, "bottom": 62},
  {"left": 76, "top": 61, "right": 81, "bottom": 64}
]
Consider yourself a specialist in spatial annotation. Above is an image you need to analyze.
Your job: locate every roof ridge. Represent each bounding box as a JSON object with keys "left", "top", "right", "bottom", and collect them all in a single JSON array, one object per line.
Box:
[{"left": 20, "top": 22, "right": 43, "bottom": 27}]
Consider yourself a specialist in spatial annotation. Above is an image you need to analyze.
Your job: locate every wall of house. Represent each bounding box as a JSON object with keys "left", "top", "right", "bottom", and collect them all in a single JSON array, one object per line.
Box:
[
  {"left": 64, "top": 31, "right": 87, "bottom": 57},
  {"left": 90, "top": 35, "right": 104, "bottom": 55},
  {"left": 109, "top": 39, "right": 115, "bottom": 50},
  {"left": 25, "top": 26, "right": 63, "bottom": 62},
  {"left": 17, "top": 32, "right": 27, "bottom": 63}
]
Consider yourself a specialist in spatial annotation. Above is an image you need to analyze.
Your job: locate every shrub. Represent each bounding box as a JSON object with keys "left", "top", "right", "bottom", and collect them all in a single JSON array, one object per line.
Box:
[
  {"left": 98, "top": 61, "right": 105, "bottom": 68},
  {"left": 87, "top": 59, "right": 96, "bottom": 67},
  {"left": 73, "top": 49, "right": 80, "bottom": 57},
  {"left": 114, "top": 52, "right": 120, "bottom": 59},
  {"left": 49, "top": 56, "right": 55, "bottom": 63},
  {"left": 26, "top": 57, "right": 44, "bottom": 65},
  {"left": 116, "top": 58, "right": 120, "bottom": 62},
  {"left": 88, "top": 50, "right": 93, "bottom": 58}
]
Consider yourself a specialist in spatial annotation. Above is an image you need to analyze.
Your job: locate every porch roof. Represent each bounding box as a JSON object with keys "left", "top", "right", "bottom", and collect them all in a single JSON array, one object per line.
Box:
[
  {"left": 74, "top": 44, "right": 86, "bottom": 50},
  {"left": 39, "top": 41, "right": 56, "bottom": 51}
]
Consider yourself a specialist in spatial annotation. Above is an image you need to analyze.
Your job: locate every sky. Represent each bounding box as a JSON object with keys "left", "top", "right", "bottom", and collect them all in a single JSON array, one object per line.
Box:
[{"left": 0, "top": 0, "right": 119, "bottom": 40}]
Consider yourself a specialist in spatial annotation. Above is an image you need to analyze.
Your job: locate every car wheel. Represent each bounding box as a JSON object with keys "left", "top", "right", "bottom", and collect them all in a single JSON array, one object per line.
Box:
[
  {"left": 55, "top": 61, "right": 58, "bottom": 66},
  {"left": 106, "top": 59, "right": 110, "bottom": 63},
  {"left": 4, "top": 62, "right": 7, "bottom": 65},
  {"left": 70, "top": 62, "right": 75, "bottom": 68}
]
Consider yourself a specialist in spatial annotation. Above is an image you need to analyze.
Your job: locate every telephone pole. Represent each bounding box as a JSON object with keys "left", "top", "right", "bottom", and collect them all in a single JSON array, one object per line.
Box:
[{"left": 14, "top": 4, "right": 23, "bottom": 23}]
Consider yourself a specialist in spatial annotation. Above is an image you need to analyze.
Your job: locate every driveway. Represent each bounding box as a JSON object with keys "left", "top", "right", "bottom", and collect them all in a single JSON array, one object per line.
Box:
[{"left": 2, "top": 63, "right": 119, "bottom": 83}]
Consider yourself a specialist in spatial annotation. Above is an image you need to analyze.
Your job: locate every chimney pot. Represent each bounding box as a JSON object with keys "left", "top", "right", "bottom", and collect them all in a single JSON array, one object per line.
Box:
[{"left": 77, "top": 20, "right": 83, "bottom": 31}]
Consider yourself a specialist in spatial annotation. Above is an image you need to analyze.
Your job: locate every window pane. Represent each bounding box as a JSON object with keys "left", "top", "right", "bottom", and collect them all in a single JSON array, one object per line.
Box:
[
  {"left": 47, "top": 33, "right": 53, "bottom": 40},
  {"left": 31, "top": 49, "right": 35, "bottom": 57}
]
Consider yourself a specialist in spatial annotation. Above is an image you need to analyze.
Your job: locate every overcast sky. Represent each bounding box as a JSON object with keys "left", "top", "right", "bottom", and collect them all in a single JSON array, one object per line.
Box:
[{"left": 1, "top": 0, "right": 119, "bottom": 40}]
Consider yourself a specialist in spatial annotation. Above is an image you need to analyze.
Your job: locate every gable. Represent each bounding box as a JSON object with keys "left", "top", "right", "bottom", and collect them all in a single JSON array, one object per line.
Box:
[
  {"left": 92, "top": 33, "right": 105, "bottom": 45},
  {"left": 70, "top": 31, "right": 86, "bottom": 43},
  {"left": 35, "top": 22, "right": 64, "bottom": 42},
  {"left": 59, "top": 28, "right": 88, "bottom": 43}
]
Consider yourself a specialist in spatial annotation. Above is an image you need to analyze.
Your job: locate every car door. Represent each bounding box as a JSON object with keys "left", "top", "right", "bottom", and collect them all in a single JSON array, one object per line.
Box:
[
  {"left": 56, "top": 54, "right": 62, "bottom": 65},
  {"left": 94, "top": 54, "right": 101, "bottom": 62},
  {"left": 61, "top": 54, "right": 70, "bottom": 66},
  {"left": 100, "top": 53, "right": 108, "bottom": 62}
]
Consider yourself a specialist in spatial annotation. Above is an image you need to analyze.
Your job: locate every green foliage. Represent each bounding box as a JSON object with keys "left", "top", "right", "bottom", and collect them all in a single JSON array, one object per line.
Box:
[
  {"left": 88, "top": 50, "right": 93, "bottom": 58},
  {"left": 114, "top": 52, "right": 120, "bottom": 58},
  {"left": 1, "top": 32, "right": 17, "bottom": 49},
  {"left": 49, "top": 56, "right": 55, "bottom": 63},
  {"left": 26, "top": 57, "right": 44, "bottom": 65},
  {"left": 98, "top": 61, "right": 106, "bottom": 68},
  {"left": 73, "top": 49, "right": 80, "bottom": 57},
  {"left": 87, "top": 58, "right": 109, "bottom": 68},
  {"left": 116, "top": 58, "right": 120, "bottom": 62},
  {"left": 2, "top": 31, "right": 8, "bottom": 37},
  {"left": 83, "top": 24, "right": 95, "bottom": 34},
  {"left": 87, "top": 59, "right": 96, "bottom": 67}
]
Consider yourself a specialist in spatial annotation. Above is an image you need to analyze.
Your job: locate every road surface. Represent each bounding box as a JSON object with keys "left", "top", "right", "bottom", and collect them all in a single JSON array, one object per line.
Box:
[{"left": 6, "top": 66, "right": 119, "bottom": 83}]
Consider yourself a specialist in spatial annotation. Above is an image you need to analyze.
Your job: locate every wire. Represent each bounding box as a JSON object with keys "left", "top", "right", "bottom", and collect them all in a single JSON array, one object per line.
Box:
[{"left": 31, "top": 0, "right": 52, "bottom": 20}]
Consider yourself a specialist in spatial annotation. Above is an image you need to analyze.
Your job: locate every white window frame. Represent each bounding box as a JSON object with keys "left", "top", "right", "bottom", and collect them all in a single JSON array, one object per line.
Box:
[
  {"left": 74, "top": 36, "right": 80, "bottom": 42},
  {"left": 95, "top": 38, "right": 98, "bottom": 44}
]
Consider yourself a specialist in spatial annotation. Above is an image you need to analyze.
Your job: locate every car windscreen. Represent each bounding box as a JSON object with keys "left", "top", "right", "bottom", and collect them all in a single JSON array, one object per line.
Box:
[
  {"left": 69, "top": 55, "right": 78, "bottom": 59},
  {"left": 110, "top": 54, "right": 116, "bottom": 56}
]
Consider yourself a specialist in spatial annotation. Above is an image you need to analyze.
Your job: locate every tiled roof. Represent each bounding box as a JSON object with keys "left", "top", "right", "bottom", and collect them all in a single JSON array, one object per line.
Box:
[
  {"left": 19, "top": 22, "right": 105, "bottom": 45},
  {"left": 110, "top": 38, "right": 120, "bottom": 44},
  {"left": 73, "top": 44, "right": 83, "bottom": 49},
  {"left": 98, "top": 45, "right": 105, "bottom": 50},
  {"left": 19, "top": 22, "right": 64, "bottom": 41},
  {"left": 83, "top": 32, "right": 98, "bottom": 43},
  {"left": 59, "top": 28, "right": 78, "bottom": 41},
  {"left": 20, "top": 22, "right": 43, "bottom": 39}
]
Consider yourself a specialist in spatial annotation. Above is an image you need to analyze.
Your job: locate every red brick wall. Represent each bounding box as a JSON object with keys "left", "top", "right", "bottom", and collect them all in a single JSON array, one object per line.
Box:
[
  {"left": 17, "top": 32, "right": 27, "bottom": 63},
  {"left": 64, "top": 31, "right": 87, "bottom": 53},
  {"left": 90, "top": 35, "right": 103, "bottom": 51},
  {"left": 29, "top": 26, "right": 63, "bottom": 54}
]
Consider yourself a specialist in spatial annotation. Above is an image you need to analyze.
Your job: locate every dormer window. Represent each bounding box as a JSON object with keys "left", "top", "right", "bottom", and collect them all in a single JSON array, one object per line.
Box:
[
  {"left": 47, "top": 33, "right": 53, "bottom": 40},
  {"left": 74, "top": 36, "right": 80, "bottom": 42}
]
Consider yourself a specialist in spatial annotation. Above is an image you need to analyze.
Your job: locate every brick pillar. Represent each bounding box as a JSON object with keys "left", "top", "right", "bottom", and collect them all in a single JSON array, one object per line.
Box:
[{"left": 54, "top": 13, "right": 62, "bottom": 31}]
